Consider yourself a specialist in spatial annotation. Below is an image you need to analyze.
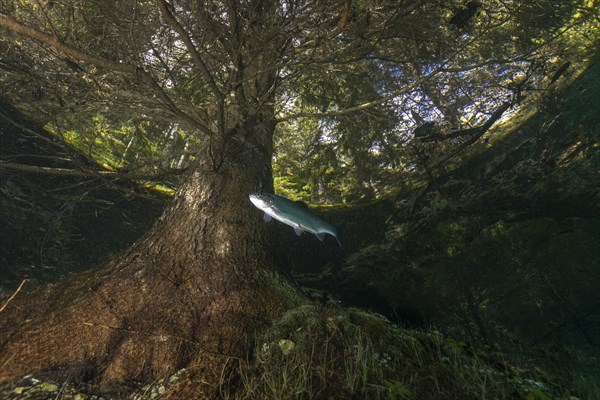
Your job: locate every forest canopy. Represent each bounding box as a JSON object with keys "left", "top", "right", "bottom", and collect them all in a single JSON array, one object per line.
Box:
[
  {"left": 1, "top": 1, "right": 599, "bottom": 399},
  {"left": 1, "top": 0, "right": 597, "bottom": 202}
]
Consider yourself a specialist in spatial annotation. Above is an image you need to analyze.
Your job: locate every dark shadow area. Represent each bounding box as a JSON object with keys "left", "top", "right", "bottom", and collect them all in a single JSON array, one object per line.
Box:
[{"left": 0, "top": 101, "right": 168, "bottom": 292}]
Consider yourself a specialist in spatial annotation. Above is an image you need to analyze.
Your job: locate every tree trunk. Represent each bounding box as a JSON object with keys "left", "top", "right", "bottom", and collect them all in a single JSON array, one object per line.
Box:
[{"left": 0, "top": 120, "right": 303, "bottom": 398}]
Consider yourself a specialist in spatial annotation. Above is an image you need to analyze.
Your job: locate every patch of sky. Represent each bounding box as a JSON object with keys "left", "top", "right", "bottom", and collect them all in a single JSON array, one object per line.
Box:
[{"left": 421, "top": 63, "right": 443, "bottom": 75}]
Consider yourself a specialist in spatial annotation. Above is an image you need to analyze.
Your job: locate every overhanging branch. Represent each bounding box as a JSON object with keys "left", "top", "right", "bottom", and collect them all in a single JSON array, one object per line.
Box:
[
  {"left": 432, "top": 101, "right": 513, "bottom": 168},
  {"left": 0, "top": 13, "right": 213, "bottom": 135},
  {"left": 156, "top": 0, "right": 225, "bottom": 133},
  {"left": 0, "top": 160, "right": 185, "bottom": 181},
  {"left": 291, "top": 0, "right": 351, "bottom": 55},
  {"left": 0, "top": 14, "right": 136, "bottom": 74},
  {"left": 155, "top": 0, "right": 222, "bottom": 101},
  {"left": 0, "top": 161, "right": 119, "bottom": 177},
  {"left": 277, "top": 67, "right": 444, "bottom": 122}
]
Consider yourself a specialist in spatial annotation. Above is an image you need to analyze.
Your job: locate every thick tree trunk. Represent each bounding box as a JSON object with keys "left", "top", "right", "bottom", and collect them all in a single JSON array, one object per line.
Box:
[{"left": 0, "top": 121, "right": 303, "bottom": 398}]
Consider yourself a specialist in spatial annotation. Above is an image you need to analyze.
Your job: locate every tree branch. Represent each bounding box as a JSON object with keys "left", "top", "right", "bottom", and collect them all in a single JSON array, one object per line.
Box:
[
  {"left": 0, "top": 280, "right": 27, "bottom": 314},
  {"left": 278, "top": 37, "right": 478, "bottom": 123},
  {"left": 277, "top": 66, "right": 443, "bottom": 122},
  {"left": 224, "top": 0, "right": 248, "bottom": 110},
  {"left": 291, "top": 0, "right": 351, "bottom": 55},
  {"left": 432, "top": 101, "right": 512, "bottom": 167},
  {"left": 155, "top": 0, "right": 225, "bottom": 132},
  {"left": 0, "top": 160, "right": 185, "bottom": 181},
  {"left": 155, "top": 0, "right": 222, "bottom": 99},
  {"left": 0, "top": 13, "right": 213, "bottom": 135},
  {"left": 0, "top": 161, "right": 121, "bottom": 177},
  {"left": 401, "top": 0, "right": 433, "bottom": 16},
  {"left": 0, "top": 14, "right": 136, "bottom": 73},
  {"left": 419, "top": 126, "right": 482, "bottom": 142}
]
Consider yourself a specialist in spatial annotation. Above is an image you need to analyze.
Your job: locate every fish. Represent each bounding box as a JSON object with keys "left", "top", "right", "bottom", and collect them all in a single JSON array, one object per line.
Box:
[{"left": 249, "top": 192, "right": 341, "bottom": 246}]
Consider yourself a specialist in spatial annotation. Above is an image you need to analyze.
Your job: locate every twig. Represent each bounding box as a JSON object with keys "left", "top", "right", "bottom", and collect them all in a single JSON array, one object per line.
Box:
[
  {"left": 54, "top": 375, "right": 70, "bottom": 400},
  {"left": 0, "top": 279, "right": 27, "bottom": 313}
]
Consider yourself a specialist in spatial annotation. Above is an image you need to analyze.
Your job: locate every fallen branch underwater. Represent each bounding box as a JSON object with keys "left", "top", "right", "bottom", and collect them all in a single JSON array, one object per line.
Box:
[{"left": 0, "top": 279, "right": 27, "bottom": 314}]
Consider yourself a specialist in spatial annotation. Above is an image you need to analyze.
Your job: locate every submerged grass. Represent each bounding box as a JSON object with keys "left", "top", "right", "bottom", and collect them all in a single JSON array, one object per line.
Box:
[
  {"left": 221, "top": 305, "right": 598, "bottom": 400},
  {"left": 1, "top": 305, "right": 596, "bottom": 399}
]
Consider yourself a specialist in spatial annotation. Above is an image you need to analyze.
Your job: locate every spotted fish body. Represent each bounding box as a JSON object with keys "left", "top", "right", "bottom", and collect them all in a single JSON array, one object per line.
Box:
[{"left": 249, "top": 193, "right": 341, "bottom": 246}]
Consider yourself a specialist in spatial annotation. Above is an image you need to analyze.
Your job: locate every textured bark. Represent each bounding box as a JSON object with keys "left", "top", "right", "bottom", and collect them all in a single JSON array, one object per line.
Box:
[{"left": 0, "top": 122, "right": 303, "bottom": 398}]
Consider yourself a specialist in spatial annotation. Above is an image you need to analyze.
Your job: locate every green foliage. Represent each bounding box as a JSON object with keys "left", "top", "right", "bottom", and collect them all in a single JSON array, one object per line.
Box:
[
  {"left": 269, "top": 0, "right": 597, "bottom": 203},
  {"left": 334, "top": 53, "right": 600, "bottom": 399},
  {"left": 360, "top": 53, "right": 600, "bottom": 345},
  {"left": 52, "top": 115, "right": 195, "bottom": 188},
  {"left": 2, "top": 0, "right": 597, "bottom": 205}
]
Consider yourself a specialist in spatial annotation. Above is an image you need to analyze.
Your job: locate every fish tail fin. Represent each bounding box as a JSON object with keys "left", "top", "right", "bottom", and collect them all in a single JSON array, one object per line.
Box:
[
  {"left": 332, "top": 226, "right": 342, "bottom": 248},
  {"left": 316, "top": 226, "right": 342, "bottom": 247},
  {"left": 335, "top": 237, "right": 343, "bottom": 247}
]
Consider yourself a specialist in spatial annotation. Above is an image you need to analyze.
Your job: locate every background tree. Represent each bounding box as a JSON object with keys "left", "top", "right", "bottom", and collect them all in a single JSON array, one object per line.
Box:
[{"left": 0, "top": 0, "right": 597, "bottom": 398}]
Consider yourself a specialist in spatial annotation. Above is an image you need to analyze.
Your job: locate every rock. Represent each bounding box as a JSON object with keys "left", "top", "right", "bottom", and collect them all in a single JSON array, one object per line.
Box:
[
  {"left": 278, "top": 339, "right": 295, "bottom": 356},
  {"left": 39, "top": 382, "right": 59, "bottom": 392}
]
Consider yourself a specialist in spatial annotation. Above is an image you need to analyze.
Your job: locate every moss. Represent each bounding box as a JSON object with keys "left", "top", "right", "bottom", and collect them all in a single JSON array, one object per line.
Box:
[
  {"left": 258, "top": 270, "right": 307, "bottom": 312},
  {"left": 347, "top": 308, "right": 395, "bottom": 344}
]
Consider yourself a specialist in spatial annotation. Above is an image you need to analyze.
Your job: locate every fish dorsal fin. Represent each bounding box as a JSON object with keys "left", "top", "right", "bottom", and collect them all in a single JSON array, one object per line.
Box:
[
  {"left": 294, "top": 227, "right": 303, "bottom": 236},
  {"left": 315, "top": 233, "right": 325, "bottom": 241},
  {"left": 263, "top": 213, "right": 272, "bottom": 222},
  {"left": 294, "top": 200, "right": 309, "bottom": 209}
]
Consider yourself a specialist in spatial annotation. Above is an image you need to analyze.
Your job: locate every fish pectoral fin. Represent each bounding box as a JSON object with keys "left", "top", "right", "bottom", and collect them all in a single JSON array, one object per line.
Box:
[
  {"left": 294, "top": 227, "right": 303, "bottom": 236},
  {"left": 263, "top": 213, "right": 272, "bottom": 222},
  {"left": 315, "top": 233, "right": 325, "bottom": 241}
]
